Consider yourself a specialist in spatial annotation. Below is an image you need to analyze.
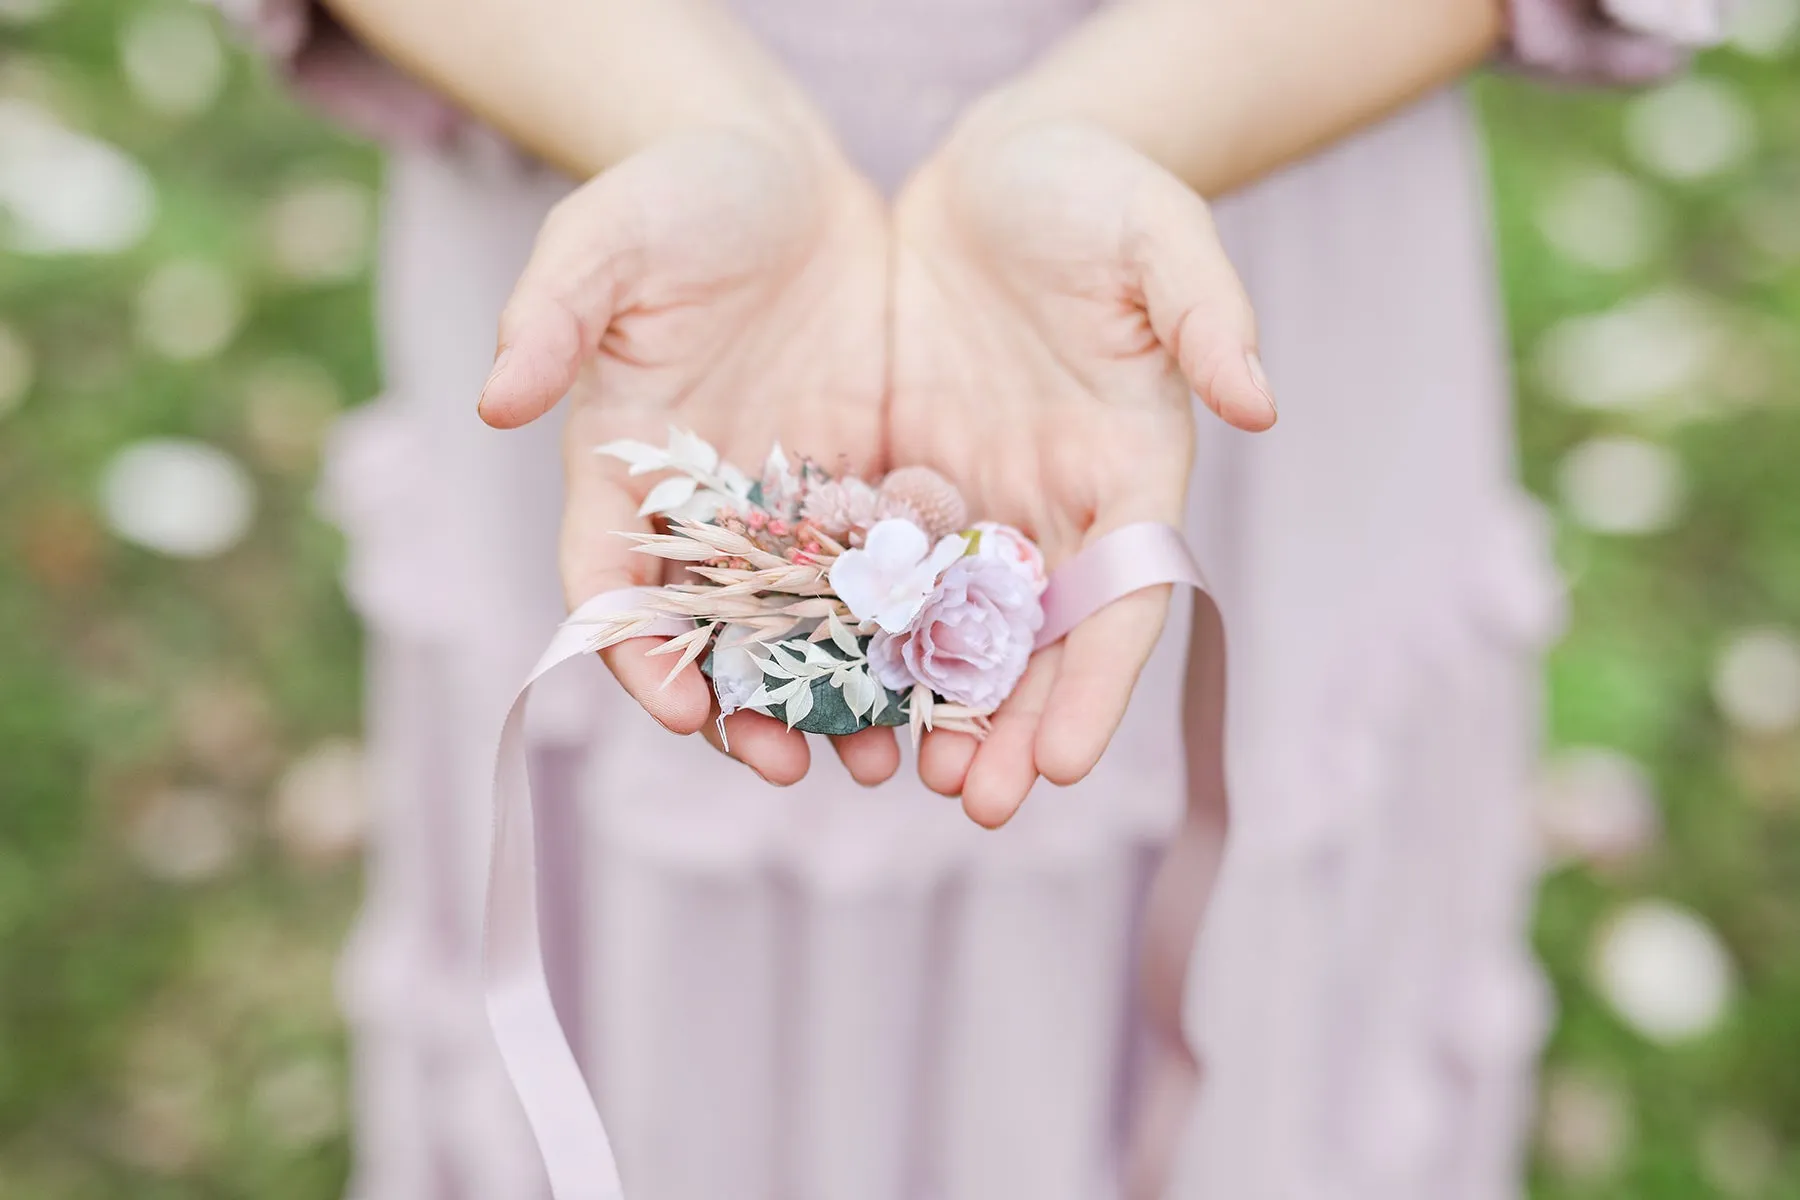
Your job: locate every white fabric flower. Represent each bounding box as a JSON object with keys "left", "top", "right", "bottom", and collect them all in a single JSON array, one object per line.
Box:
[
  {"left": 828, "top": 519, "right": 967, "bottom": 633},
  {"left": 709, "top": 643, "right": 767, "bottom": 716}
]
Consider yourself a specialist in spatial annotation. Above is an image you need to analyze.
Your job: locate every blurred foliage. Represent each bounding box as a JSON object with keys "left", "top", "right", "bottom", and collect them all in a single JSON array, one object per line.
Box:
[
  {"left": 1, "top": 0, "right": 1798, "bottom": 1197},
  {"left": 1480, "top": 25, "right": 1800, "bottom": 1199}
]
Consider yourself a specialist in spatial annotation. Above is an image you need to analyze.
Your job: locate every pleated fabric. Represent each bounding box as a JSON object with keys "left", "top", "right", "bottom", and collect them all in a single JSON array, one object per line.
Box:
[{"left": 205, "top": 0, "right": 1717, "bottom": 1194}]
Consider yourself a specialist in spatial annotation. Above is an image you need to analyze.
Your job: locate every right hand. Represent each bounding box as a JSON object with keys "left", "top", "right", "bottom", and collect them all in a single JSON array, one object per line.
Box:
[
  {"left": 887, "top": 116, "right": 1275, "bottom": 826},
  {"left": 478, "top": 126, "right": 899, "bottom": 788}
]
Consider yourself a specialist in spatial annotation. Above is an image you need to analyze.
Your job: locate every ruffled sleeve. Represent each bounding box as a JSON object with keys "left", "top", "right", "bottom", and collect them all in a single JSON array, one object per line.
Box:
[
  {"left": 1505, "top": 0, "right": 1731, "bottom": 83},
  {"left": 209, "top": 0, "right": 460, "bottom": 143}
]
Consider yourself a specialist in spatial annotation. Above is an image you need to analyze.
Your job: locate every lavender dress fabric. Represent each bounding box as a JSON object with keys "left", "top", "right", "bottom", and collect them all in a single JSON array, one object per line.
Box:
[{"left": 216, "top": 2, "right": 1716, "bottom": 1197}]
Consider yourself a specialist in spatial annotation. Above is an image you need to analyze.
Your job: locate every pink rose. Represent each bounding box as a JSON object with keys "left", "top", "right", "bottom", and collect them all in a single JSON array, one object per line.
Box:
[
  {"left": 971, "top": 522, "right": 1048, "bottom": 595},
  {"left": 867, "top": 556, "right": 1045, "bottom": 710}
]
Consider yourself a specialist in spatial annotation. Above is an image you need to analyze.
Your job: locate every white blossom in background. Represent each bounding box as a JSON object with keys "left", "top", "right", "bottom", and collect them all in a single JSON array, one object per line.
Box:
[
  {"left": 249, "top": 1057, "right": 344, "bottom": 1148},
  {"left": 99, "top": 438, "right": 257, "bottom": 559},
  {"left": 135, "top": 259, "right": 243, "bottom": 361},
  {"left": 1711, "top": 627, "right": 1800, "bottom": 734},
  {"left": 1625, "top": 77, "right": 1757, "bottom": 182},
  {"left": 265, "top": 179, "right": 374, "bottom": 284},
  {"left": 1698, "top": 1112, "right": 1779, "bottom": 1197},
  {"left": 1590, "top": 899, "right": 1735, "bottom": 1042},
  {"left": 113, "top": 1019, "right": 217, "bottom": 1173},
  {"left": 119, "top": 6, "right": 224, "bottom": 118},
  {"left": 175, "top": 672, "right": 277, "bottom": 785},
  {"left": 1556, "top": 435, "right": 1686, "bottom": 535},
  {"left": 1535, "top": 747, "right": 1661, "bottom": 865},
  {"left": 1736, "top": 187, "right": 1800, "bottom": 266},
  {"left": 1607, "top": 0, "right": 1730, "bottom": 42},
  {"left": 127, "top": 786, "right": 242, "bottom": 884},
  {"left": 0, "top": 319, "right": 31, "bottom": 416},
  {"left": 1729, "top": 0, "right": 1800, "bottom": 56},
  {"left": 271, "top": 739, "right": 367, "bottom": 865},
  {"left": 1532, "top": 290, "right": 1722, "bottom": 413},
  {"left": 243, "top": 356, "right": 342, "bottom": 469},
  {"left": 1535, "top": 168, "right": 1668, "bottom": 273},
  {"left": 1538, "top": 1067, "right": 1634, "bottom": 1180},
  {"left": 0, "top": 0, "right": 60, "bottom": 24},
  {"left": 0, "top": 100, "right": 155, "bottom": 255}
]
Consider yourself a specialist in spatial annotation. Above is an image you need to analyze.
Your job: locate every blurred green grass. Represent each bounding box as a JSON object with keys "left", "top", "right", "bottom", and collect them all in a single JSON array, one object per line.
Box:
[{"left": 2, "top": 2, "right": 1798, "bottom": 1197}]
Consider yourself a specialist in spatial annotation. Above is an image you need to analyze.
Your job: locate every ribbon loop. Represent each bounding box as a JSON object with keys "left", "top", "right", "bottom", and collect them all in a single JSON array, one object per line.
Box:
[{"left": 484, "top": 525, "right": 1219, "bottom": 1199}]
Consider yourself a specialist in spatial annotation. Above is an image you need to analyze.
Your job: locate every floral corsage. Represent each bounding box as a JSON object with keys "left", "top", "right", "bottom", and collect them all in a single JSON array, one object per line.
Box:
[{"left": 580, "top": 430, "right": 1047, "bottom": 742}]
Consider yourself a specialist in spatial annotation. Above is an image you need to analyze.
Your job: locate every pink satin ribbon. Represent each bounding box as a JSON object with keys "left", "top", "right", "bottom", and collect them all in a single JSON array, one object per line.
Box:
[{"left": 484, "top": 522, "right": 1224, "bottom": 1199}]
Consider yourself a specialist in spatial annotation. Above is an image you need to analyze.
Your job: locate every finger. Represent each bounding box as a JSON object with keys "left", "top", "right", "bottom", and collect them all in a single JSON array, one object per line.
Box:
[
  {"left": 560, "top": 420, "right": 712, "bottom": 736},
  {"left": 478, "top": 296, "right": 588, "bottom": 430},
  {"left": 700, "top": 705, "right": 813, "bottom": 786},
  {"left": 1130, "top": 180, "right": 1277, "bottom": 433},
  {"left": 960, "top": 647, "right": 1059, "bottom": 829},
  {"left": 918, "top": 729, "right": 978, "bottom": 797},
  {"left": 605, "top": 637, "right": 715, "bottom": 737},
  {"left": 478, "top": 187, "right": 624, "bottom": 430},
  {"left": 1034, "top": 584, "right": 1172, "bottom": 787},
  {"left": 833, "top": 725, "right": 901, "bottom": 787}
]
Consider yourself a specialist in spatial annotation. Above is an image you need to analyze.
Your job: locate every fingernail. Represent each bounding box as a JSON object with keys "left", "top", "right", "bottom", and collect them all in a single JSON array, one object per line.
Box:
[
  {"left": 478, "top": 347, "right": 511, "bottom": 411},
  {"left": 1246, "top": 352, "right": 1277, "bottom": 420}
]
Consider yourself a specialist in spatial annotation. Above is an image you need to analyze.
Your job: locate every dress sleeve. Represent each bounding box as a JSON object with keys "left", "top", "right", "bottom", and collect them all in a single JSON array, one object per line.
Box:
[
  {"left": 1504, "top": 0, "right": 1731, "bottom": 83},
  {"left": 209, "top": 0, "right": 460, "bottom": 143}
]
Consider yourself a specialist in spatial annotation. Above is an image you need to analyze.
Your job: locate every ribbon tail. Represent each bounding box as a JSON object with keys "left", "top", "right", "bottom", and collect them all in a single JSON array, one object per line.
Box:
[
  {"left": 1036, "top": 523, "right": 1230, "bottom": 1200},
  {"left": 483, "top": 591, "right": 688, "bottom": 1200}
]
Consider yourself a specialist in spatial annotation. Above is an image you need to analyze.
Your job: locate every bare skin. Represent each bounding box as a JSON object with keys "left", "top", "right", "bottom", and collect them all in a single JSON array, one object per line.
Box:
[{"left": 325, "top": 0, "right": 1505, "bottom": 811}]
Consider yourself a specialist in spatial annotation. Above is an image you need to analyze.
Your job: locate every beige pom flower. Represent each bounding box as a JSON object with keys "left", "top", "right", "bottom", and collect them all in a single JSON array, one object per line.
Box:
[{"left": 877, "top": 466, "right": 968, "bottom": 540}]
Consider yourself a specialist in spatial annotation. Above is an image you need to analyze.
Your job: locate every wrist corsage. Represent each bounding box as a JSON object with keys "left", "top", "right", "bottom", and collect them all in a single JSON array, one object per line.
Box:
[{"left": 581, "top": 429, "right": 1048, "bottom": 742}]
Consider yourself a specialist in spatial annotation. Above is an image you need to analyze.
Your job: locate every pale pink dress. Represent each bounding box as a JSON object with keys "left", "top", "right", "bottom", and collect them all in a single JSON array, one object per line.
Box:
[{"left": 217, "top": 3, "right": 1718, "bottom": 1197}]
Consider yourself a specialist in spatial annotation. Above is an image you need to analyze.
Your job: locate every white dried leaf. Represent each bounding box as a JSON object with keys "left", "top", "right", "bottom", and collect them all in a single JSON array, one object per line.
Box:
[
  {"left": 841, "top": 667, "right": 877, "bottom": 719},
  {"left": 594, "top": 439, "right": 667, "bottom": 472},
  {"left": 758, "top": 653, "right": 794, "bottom": 680},
  {"left": 638, "top": 475, "right": 698, "bottom": 516},
  {"left": 826, "top": 611, "right": 861, "bottom": 658},
  {"left": 767, "top": 676, "right": 808, "bottom": 703},
  {"left": 717, "top": 461, "right": 754, "bottom": 497},
  {"left": 666, "top": 427, "right": 719, "bottom": 474},
  {"left": 796, "top": 640, "right": 837, "bottom": 667},
  {"left": 784, "top": 678, "right": 814, "bottom": 728},
  {"left": 770, "top": 644, "right": 808, "bottom": 676},
  {"left": 763, "top": 442, "right": 789, "bottom": 481}
]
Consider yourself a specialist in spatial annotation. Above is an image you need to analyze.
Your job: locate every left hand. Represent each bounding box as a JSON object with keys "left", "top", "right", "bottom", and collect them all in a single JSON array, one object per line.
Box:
[
  {"left": 888, "top": 115, "right": 1276, "bottom": 826},
  {"left": 478, "top": 126, "right": 900, "bottom": 787}
]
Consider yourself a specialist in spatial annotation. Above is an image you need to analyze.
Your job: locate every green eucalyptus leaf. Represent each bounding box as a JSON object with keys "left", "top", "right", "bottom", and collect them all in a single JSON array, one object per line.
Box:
[{"left": 721, "top": 635, "right": 909, "bottom": 735}]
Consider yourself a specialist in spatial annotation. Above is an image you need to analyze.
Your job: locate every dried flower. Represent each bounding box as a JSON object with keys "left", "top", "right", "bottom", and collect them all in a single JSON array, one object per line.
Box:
[
  {"left": 867, "top": 556, "right": 1043, "bottom": 710},
  {"left": 801, "top": 477, "right": 882, "bottom": 538},
  {"left": 828, "top": 519, "right": 967, "bottom": 634},
  {"left": 760, "top": 443, "right": 802, "bottom": 519},
  {"left": 878, "top": 467, "right": 968, "bottom": 540}
]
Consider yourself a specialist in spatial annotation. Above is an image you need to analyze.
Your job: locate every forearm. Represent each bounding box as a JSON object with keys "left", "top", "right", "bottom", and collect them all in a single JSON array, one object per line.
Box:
[
  {"left": 963, "top": 0, "right": 1506, "bottom": 196},
  {"left": 319, "top": 0, "right": 829, "bottom": 177}
]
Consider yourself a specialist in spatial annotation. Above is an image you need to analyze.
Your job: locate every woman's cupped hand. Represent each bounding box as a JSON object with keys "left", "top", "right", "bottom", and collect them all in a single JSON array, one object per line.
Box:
[{"left": 480, "top": 114, "right": 1274, "bottom": 820}]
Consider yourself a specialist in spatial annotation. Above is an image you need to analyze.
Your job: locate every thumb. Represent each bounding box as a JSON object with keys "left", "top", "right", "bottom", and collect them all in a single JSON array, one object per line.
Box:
[
  {"left": 477, "top": 187, "right": 624, "bottom": 430},
  {"left": 1131, "top": 181, "right": 1277, "bottom": 433}
]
